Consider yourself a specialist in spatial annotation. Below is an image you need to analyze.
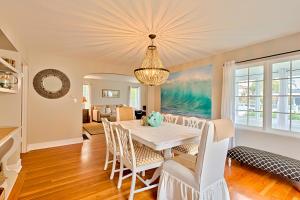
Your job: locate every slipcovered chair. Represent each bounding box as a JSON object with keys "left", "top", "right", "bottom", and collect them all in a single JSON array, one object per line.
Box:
[
  {"left": 158, "top": 119, "right": 234, "bottom": 200},
  {"left": 116, "top": 106, "right": 135, "bottom": 121},
  {"left": 173, "top": 117, "right": 206, "bottom": 155},
  {"left": 114, "top": 124, "right": 164, "bottom": 200}
]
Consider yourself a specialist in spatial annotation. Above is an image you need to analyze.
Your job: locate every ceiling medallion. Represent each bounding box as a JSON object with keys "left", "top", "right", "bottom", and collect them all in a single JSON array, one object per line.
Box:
[{"left": 134, "top": 34, "right": 169, "bottom": 86}]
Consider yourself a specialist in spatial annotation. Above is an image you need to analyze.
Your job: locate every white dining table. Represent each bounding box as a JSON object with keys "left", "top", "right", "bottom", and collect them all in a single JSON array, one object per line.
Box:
[
  {"left": 117, "top": 120, "right": 201, "bottom": 159},
  {"left": 116, "top": 120, "right": 201, "bottom": 184}
]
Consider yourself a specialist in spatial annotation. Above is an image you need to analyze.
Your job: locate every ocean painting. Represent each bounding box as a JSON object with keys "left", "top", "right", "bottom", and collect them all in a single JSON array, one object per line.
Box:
[{"left": 161, "top": 65, "right": 212, "bottom": 119}]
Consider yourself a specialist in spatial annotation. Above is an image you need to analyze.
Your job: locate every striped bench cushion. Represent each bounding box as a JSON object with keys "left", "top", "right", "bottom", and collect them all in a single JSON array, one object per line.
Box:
[{"left": 227, "top": 146, "right": 300, "bottom": 182}]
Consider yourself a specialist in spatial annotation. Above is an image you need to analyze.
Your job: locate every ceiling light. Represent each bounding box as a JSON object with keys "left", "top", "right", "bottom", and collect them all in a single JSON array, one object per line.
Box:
[{"left": 134, "top": 34, "right": 169, "bottom": 86}]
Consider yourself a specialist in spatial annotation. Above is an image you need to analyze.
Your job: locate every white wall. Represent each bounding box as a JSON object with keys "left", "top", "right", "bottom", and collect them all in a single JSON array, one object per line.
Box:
[
  {"left": 26, "top": 52, "right": 136, "bottom": 146},
  {"left": 236, "top": 129, "right": 300, "bottom": 160},
  {"left": 84, "top": 79, "right": 147, "bottom": 107},
  {"left": 27, "top": 56, "right": 84, "bottom": 144}
]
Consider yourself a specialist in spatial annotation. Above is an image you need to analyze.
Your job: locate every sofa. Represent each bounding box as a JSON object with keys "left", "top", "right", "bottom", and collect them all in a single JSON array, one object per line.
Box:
[{"left": 92, "top": 104, "right": 124, "bottom": 122}]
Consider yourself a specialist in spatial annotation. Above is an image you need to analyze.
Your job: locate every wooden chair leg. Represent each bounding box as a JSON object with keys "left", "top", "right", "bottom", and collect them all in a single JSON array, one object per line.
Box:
[
  {"left": 110, "top": 154, "right": 117, "bottom": 180},
  {"left": 104, "top": 148, "right": 109, "bottom": 170},
  {"left": 129, "top": 172, "right": 137, "bottom": 200},
  {"left": 228, "top": 158, "right": 232, "bottom": 167},
  {"left": 292, "top": 180, "right": 300, "bottom": 192},
  {"left": 117, "top": 159, "right": 124, "bottom": 189}
]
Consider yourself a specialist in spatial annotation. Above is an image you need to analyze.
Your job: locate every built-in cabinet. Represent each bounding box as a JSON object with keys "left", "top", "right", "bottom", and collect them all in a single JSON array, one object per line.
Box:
[
  {"left": 0, "top": 50, "right": 21, "bottom": 94},
  {"left": 0, "top": 36, "right": 23, "bottom": 199},
  {"left": 0, "top": 128, "right": 21, "bottom": 198}
]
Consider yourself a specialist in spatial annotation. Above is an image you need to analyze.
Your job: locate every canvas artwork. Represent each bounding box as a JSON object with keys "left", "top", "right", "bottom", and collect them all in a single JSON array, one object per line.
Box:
[
  {"left": 102, "top": 89, "right": 120, "bottom": 98},
  {"left": 161, "top": 65, "right": 212, "bottom": 119}
]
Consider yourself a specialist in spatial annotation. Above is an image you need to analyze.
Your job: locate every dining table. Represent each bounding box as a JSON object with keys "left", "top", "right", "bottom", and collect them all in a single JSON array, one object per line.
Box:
[
  {"left": 117, "top": 120, "right": 201, "bottom": 183},
  {"left": 118, "top": 120, "right": 201, "bottom": 159}
]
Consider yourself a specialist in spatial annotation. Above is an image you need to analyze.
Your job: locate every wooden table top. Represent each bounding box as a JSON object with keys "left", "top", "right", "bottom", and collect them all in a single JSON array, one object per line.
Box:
[
  {"left": 0, "top": 127, "right": 18, "bottom": 141},
  {"left": 118, "top": 120, "right": 200, "bottom": 151}
]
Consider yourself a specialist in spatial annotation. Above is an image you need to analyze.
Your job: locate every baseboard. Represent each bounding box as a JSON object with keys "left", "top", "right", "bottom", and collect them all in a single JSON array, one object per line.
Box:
[{"left": 27, "top": 137, "right": 83, "bottom": 151}]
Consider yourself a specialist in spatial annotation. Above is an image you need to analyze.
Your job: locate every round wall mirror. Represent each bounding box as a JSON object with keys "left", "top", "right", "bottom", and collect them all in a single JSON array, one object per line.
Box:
[
  {"left": 33, "top": 69, "right": 70, "bottom": 99},
  {"left": 42, "top": 76, "right": 63, "bottom": 93}
]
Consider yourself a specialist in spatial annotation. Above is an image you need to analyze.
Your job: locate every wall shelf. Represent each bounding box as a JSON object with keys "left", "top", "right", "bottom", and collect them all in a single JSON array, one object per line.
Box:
[
  {"left": 0, "top": 56, "right": 20, "bottom": 94},
  {"left": 0, "top": 57, "right": 18, "bottom": 74},
  {"left": 0, "top": 88, "right": 17, "bottom": 94}
]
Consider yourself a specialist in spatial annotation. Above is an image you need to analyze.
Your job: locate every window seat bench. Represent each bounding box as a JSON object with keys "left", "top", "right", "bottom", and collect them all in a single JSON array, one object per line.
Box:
[{"left": 227, "top": 146, "right": 300, "bottom": 191}]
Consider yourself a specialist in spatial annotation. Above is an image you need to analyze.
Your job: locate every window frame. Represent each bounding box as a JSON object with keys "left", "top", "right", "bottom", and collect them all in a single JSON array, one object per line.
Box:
[
  {"left": 233, "top": 55, "right": 300, "bottom": 138},
  {"left": 234, "top": 62, "right": 265, "bottom": 129},
  {"left": 82, "top": 84, "right": 91, "bottom": 109},
  {"left": 129, "top": 86, "right": 141, "bottom": 110}
]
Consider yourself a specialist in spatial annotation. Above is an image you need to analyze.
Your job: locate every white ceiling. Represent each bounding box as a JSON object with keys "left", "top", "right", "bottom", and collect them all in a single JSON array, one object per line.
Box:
[
  {"left": 1, "top": 0, "right": 300, "bottom": 69},
  {"left": 84, "top": 73, "right": 138, "bottom": 83}
]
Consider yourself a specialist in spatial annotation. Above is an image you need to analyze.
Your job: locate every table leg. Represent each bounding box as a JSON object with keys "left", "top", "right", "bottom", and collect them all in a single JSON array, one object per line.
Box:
[
  {"left": 163, "top": 148, "right": 173, "bottom": 159},
  {"left": 146, "top": 148, "right": 172, "bottom": 185},
  {"left": 145, "top": 166, "right": 162, "bottom": 185}
]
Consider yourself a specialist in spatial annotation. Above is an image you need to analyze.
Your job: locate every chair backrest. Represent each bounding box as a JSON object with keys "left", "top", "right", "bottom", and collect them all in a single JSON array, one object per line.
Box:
[
  {"left": 162, "top": 113, "right": 179, "bottom": 124},
  {"left": 114, "top": 124, "right": 136, "bottom": 169},
  {"left": 195, "top": 120, "right": 231, "bottom": 190},
  {"left": 102, "top": 118, "right": 117, "bottom": 153},
  {"left": 116, "top": 106, "right": 135, "bottom": 121},
  {"left": 182, "top": 117, "right": 206, "bottom": 132}
]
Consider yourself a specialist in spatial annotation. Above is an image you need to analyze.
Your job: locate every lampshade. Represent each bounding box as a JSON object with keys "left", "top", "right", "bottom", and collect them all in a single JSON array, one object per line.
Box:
[{"left": 134, "top": 34, "right": 169, "bottom": 86}]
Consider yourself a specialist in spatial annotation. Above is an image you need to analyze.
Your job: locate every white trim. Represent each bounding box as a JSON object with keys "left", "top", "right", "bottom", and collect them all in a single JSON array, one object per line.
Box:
[
  {"left": 7, "top": 159, "right": 22, "bottom": 173},
  {"left": 234, "top": 54, "right": 300, "bottom": 138},
  {"left": 237, "top": 126, "right": 300, "bottom": 139},
  {"left": 264, "top": 62, "right": 272, "bottom": 131},
  {"left": 21, "top": 63, "right": 29, "bottom": 153},
  {"left": 27, "top": 137, "right": 83, "bottom": 151}
]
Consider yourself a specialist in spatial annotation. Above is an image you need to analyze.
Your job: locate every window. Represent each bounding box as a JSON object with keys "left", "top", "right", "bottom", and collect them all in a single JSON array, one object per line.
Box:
[
  {"left": 233, "top": 56, "right": 300, "bottom": 136},
  {"left": 83, "top": 84, "right": 91, "bottom": 109},
  {"left": 129, "top": 86, "right": 141, "bottom": 110},
  {"left": 235, "top": 66, "right": 264, "bottom": 127},
  {"left": 272, "top": 60, "right": 300, "bottom": 132}
]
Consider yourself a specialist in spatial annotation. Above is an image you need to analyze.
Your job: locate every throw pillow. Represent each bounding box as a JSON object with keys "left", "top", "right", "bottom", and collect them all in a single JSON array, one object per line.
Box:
[
  {"left": 99, "top": 106, "right": 106, "bottom": 114},
  {"left": 105, "top": 107, "right": 111, "bottom": 114}
]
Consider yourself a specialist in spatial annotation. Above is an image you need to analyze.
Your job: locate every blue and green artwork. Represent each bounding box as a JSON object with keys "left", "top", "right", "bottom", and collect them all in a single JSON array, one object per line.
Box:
[{"left": 161, "top": 65, "right": 212, "bottom": 119}]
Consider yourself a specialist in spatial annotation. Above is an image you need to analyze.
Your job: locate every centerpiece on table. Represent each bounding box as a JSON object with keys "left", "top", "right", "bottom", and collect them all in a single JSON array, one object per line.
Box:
[{"left": 141, "top": 112, "right": 163, "bottom": 127}]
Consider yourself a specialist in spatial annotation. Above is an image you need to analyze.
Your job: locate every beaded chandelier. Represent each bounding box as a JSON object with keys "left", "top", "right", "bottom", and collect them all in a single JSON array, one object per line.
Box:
[{"left": 134, "top": 34, "right": 169, "bottom": 86}]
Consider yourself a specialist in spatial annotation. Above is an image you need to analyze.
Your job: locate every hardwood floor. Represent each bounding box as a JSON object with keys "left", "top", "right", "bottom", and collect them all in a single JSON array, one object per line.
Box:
[{"left": 9, "top": 134, "right": 300, "bottom": 200}]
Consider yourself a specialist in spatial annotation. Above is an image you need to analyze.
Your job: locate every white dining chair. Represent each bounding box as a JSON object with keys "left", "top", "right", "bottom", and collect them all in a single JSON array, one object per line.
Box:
[
  {"left": 162, "top": 113, "right": 179, "bottom": 124},
  {"left": 114, "top": 124, "right": 164, "bottom": 200},
  {"left": 157, "top": 120, "right": 232, "bottom": 200},
  {"left": 173, "top": 117, "right": 206, "bottom": 155},
  {"left": 182, "top": 116, "right": 206, "bottom": 129},
  {"left": 102, "top": 118, "right": 121, "bottom": 180}
]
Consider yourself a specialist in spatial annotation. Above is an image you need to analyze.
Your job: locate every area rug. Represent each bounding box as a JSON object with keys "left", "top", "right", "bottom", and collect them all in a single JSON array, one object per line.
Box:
[{"left": 83, "top": 122, "right": 105, "bottom": 135}]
